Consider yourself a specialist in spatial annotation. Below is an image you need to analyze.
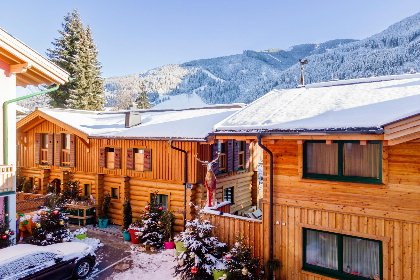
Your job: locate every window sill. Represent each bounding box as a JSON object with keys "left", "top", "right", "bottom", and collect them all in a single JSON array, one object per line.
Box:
[
  {"left": 301, "top": 267, "right": 377, "bottom": 280},
  {"left": 301, "top": 268, "right": 341, "bottom": 280},
  {"left": 301, "top": 176, "right": 385, "bottom": 188}
]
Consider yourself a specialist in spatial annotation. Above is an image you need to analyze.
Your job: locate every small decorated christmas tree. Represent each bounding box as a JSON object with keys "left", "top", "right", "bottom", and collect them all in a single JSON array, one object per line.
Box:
[
  {"left": 225, "top": 236, "right": 264, "bottom": 280},
  {"left": 137, "top": 192, "right": 164, "bottom": 248},
  {"left": 174, "top": 217, "right": 228, "bottom": 280},
  {"left": 28, "top": 208, "right": 71, "bottom": 246},
  {"left": 0, "top": 221, "right": 13, "bottom": 249}
]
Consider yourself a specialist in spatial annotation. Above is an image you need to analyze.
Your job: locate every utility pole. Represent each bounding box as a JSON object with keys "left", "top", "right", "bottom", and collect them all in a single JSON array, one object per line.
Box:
[{"left": 299, "top": 59, "right": 308, "bottom": 86}]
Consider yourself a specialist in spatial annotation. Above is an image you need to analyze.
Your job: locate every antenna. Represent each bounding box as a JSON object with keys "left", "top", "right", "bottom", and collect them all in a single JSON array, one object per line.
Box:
[{"left": 299, "top": 59, "right": 308, "bottom": 86}]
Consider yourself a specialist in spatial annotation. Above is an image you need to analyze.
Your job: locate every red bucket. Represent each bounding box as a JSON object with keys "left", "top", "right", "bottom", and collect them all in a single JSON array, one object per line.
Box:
[
  {"left": 164, "top": 241, "right": 175, "bottom": 249},
  {"left": 129, "top": 229, "right": 139, "bottom": 244}
]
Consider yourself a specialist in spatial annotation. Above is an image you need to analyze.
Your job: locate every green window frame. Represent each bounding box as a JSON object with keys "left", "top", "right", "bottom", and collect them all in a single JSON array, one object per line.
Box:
[
  {"left": 303, "top": 140, "right": 382, "bottom": 184},
  {"left": 303, "top": 228, "right": 383, "bottom": 280},
  {"left": 223, "top": 187, "right": 234, "bottom": 205}
]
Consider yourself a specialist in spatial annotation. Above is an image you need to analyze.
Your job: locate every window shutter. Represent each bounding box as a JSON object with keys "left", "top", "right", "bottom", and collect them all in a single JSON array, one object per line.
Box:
[
  {"left": 126, "top": 148, "right": 134, "bottom": 170},
  {"left": 54, "top": 134, "right": 62, "bottom": 166},
  {"left": 47, "top": 134, "right": 54, "bottom": 165},
  {"left": 245, "top": 143, "right": 250, "bottom": 169},
  {"left": 233, "top": 140, "right": 239, "bottom": 171},
  {"left": 227, "top": 140, "right": 233, "bottom": 173},
  {"left": 144, "top": 149, "right": 151, "bottom": 171},
  {"left": 34, "top": 133, "right": 40, "bottom": 164},
  {"left": 114, "top": 148, "right": 121, "bottom": 169},
  {"left": 70, "top": 134, "right": 76, "bottom": 167},
  {"left": 212, "top": 144, "right": 218, "bottom": 175},
  {"left": 99, "top": 147, "right": 106, "bottom": 168}
]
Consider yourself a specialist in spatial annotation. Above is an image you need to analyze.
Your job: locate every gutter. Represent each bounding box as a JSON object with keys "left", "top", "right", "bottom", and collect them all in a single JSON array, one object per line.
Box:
[
  {"left": 169, "top": 140, "right": 188, "bottom": 230},
  {"left": 257, "top": 134, "right": 274, "bottom": 263},
  {"left": 3, "top": 84, "right": 60, "bottom": 165}
]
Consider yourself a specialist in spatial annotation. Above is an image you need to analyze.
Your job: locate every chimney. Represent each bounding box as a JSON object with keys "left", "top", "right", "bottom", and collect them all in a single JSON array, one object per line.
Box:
[{"left": 125, "top": 111, "right": 141, "bottom": 128}]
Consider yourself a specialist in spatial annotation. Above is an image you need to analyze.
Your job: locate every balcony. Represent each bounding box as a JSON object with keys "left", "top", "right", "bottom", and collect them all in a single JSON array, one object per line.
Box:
[{"left": 0, "top": 165, "right": 13, "bottom": 193}]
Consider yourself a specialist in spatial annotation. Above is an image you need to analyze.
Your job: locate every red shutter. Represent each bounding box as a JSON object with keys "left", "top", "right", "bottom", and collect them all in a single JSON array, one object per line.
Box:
[
  {"left": 114, "top": 148, "right": 121, "bottom": 169},
  {"left": 227, "top": 140, "right": 233, "bottom": 173},
  {"left": 55, "top": 134, "right": 62, "bottom": 166},
  {"left": 245, "top": 143, "right": 250, "bottom": 169},
  {"left": 47, "top": 134, "right": 54, "bottom": 165},
  {"left": 99, "top": 147, "right": 106, "bottom": 168},
  {"left": 126, "top": 148, "right": 134, "bottom": 170},
  {"left": 212, "top": 144, "right": 218, "bottom": 175},
  {"left": 34, "top": 133, "right": 40, "bottom": 164},
  {"left": 144, "top": 149, "right": 151, "bottom": 171},
  {"left": 233, "top": 140, "right": 239, "bottom": 171},
  {"left": 70, "top": 134, "right": 76, "bottom": 167}
]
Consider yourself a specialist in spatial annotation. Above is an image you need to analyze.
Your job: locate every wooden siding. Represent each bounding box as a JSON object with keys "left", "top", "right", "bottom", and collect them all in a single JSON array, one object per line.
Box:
[
  {"left": 202, "top": 212, "right": 263, "bottom": 258},
  {"left": 263, "top": 203, "right": 420, "bottom": 280},
  {"left": 258, "top": 139, "right": 420, "bottom": 279}
]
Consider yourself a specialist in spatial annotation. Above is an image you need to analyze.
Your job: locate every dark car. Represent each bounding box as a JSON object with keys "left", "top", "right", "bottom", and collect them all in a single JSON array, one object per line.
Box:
[{"left": 0, "top": 242, "right": 96, "bottom": 280}]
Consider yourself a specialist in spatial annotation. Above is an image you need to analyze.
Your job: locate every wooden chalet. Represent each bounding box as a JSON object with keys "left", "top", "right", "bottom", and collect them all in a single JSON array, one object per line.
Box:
[
  {"left": 214, "top": 74, "right": 420, "bottom": 280},
  {"left": 16, "top": 105, "right": 260, "bottom": 232}
]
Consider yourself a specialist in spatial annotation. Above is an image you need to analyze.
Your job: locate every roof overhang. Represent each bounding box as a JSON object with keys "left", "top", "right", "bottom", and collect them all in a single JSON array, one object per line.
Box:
[{"left": 0, "top": 28, "right": 69, "bottom": 87}]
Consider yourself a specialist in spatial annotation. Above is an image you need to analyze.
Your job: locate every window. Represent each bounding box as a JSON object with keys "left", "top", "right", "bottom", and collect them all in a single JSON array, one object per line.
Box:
[
  {"left": 61, "top": 133, "right": 71, "bottom": 166},
  {"left": 84, "top": 184, "right": 90, "bottom": 197},
  {"left": 135, "top": 149, "right": 151, "bottom": 171},
  {"left": 223, "top": 187, "right": 234, "bottom": 205},
  {"left": 303, "top": 228, "right": 382, "bottom": 280},
  {"left": 40, "top": 133, "right": 49, "bottom": 165},
  {"left": 111, "top": 187, "right": 119, "bottom": 199},
  {"left": 303, "top": 141, "right": 381, "bottom": 184},
  {"left": 150, "top": 193, "right": 168, "bottom": 211},
  {"left": 99, "top": 147, "right": 121, "bottom": 169},
  {"left": 218, "top": 140, "right": 227, "bottom": 173},
  {"left": 237, "top": 141, "right": 246, "bottom": 169}
]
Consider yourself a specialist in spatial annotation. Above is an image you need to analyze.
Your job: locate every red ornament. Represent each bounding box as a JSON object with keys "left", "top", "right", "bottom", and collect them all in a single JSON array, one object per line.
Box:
[
  {"left": 1, "top": 235, "right": 7, "bottom": 240},
  {"left": 145, "top": 205, "right": 149, "bottom": 211},
  {"left": 53, "top": 210, "right": 59, "bottom": 215},
  {"left": 10, "top": 231, "right": 14, "bottom": 236},
  {"left": 153, "top": 192, "right": 157, "bottom": 196},
  {"left": 159, "top": 206, "right": 163, "bottom": 211},
  {"left": 78, "top": 190, "right": 82, "bottom": 194},
  {"left": 191, "top": 266, "right": 198, "bottom": 274},
  {"left": 226, "top": 254, "right": 232, "bottom": 260}
]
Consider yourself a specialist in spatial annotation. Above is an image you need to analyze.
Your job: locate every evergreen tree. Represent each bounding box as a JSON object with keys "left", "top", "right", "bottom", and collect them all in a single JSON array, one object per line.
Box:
[
  {"left": 174, "top": 217, "right": 228, "bottom": 280},
  {"left": 137, "top": 192, "right": 164, "bottom": 248},
  {"left": 28, "top": 209, "right": 71, "bottom": 246},
  {"left": 135, "top": 82, "right": 152, "bottom": 109},
  {"left": 225, "top": 237, "right": 264, "bottom": 280},
  {"left": 0, "top": 221, "right": 13, "bottom": 249},
  {"left": 47, "top": 10, "right": 104, "bottom": 110}
]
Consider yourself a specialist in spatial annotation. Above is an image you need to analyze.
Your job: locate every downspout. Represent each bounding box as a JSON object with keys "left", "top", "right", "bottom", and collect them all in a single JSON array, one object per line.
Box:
[
  {"left": 3, "top": 84, "right": 60, "bottom": 165},
  {"left": 169, "top": 140, "right": 187, "bottom": 230},
  {"left": 257, "top": 134, "right": 274, "bottom": 262}
]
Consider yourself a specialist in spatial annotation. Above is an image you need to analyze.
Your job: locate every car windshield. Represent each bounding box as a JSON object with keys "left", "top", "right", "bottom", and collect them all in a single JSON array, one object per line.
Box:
[{"left": 0, "top": 252, "right": 57, "bottom": 280}]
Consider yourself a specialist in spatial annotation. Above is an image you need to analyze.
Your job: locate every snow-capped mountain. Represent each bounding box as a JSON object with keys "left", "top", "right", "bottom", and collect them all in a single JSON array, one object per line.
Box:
[{"left": 105, "top": 11, "right": 420, "bottom": 108}]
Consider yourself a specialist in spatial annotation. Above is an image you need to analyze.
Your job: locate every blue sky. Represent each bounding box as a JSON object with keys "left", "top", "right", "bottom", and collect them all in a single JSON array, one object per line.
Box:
[{"left": 2, "top": 0, "right": 420, "bottom": 78}]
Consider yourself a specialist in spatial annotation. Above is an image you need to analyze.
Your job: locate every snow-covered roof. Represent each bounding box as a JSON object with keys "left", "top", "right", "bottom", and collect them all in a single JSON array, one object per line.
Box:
[
  {"left": 39, "top": 105, "right": 241, "bottom": 141},
  {"left": 214, "top": 73, "right": 420, "bottom": 133}
]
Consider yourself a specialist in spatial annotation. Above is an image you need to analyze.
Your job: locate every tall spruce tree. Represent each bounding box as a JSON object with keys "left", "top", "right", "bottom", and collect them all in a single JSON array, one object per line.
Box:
[
  {"left": 47, "top": 10, "right": 104, "bottom": 110},
  {"left": 135, "top": 81, "right": 152, "bottom": 109}
]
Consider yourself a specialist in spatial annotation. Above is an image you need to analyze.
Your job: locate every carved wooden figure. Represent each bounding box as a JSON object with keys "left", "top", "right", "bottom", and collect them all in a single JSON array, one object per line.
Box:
[{"left": 194, "top": 153, "right": 219, "bottom": 207}]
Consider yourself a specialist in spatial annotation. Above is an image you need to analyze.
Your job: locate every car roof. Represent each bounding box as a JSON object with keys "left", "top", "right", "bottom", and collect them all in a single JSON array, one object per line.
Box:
[{"left": 0, "top": 242, "right": 91, "bottom": 265}]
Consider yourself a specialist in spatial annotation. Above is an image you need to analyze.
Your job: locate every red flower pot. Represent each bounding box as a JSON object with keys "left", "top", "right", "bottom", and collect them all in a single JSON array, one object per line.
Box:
[
  {"left": 164, "top": 241, "right": 175, "bottom": 249},
  {"left": 129, "top": 229, "right": 139, "bottom": 244}
]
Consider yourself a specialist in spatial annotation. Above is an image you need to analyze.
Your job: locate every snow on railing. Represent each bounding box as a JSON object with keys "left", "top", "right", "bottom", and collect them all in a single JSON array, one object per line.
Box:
[{"left": 0, "top": 165, "right": 13, "bottom": 193}]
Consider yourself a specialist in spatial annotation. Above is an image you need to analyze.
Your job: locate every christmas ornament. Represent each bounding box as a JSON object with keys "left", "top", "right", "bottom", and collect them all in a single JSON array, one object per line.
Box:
[
  {"left": 46, "top": 233, "right": 52, "bottom": 240},
  {"left": 145, "top": 205, "right": 149, "bottom": 211},
  {"left": 36, "top": 223, "right": 41, "bottom": 228},
  {"left": 53, "top": 210, "right": 59, "bottom": 215},
  {"left": 242, "top": 267, "right": 248, "bottom": 275},
  {"left": 199, "top": 232, "right": 204, "bottom": 238},
  {"left": 5, "top": 230, "right": 9, "bottom": 235},
  {"left": 59, "top": 220, "right": 65, "bottom": 226},
  {"left": 10, "top": 231, "right": 14, "bottom": 236},
  {"left": 191, "top": 266, "right": 198, "bottom": 274},
  {"left": 226, "top": 254, "right": 232, "bottom": 260},
  {"left": 153, "top": 192, "right": 157, "bottom": 196},
  {"left": 178, "top": 259, "right": 184, "bottom": 266},
  {"left": 78, "top": 190, "right": 82, "bottom": 194},
  {"left": 1, "top": 235, "right": 7, "bottom": 240},
  {"left": 158, "top": 206, "right": 163, "bottom": 211}
]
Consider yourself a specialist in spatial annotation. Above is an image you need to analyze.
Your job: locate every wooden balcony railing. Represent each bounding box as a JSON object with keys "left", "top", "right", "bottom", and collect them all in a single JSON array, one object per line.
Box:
[
  {"left": 40, "top": 149, "right": 48, "bottom": 165},
  {"left": 0, "top": 165, "right": 13, "bottom": 193},
  {"left": 61, "top": 149, "right": 70, "bottom": 166}
]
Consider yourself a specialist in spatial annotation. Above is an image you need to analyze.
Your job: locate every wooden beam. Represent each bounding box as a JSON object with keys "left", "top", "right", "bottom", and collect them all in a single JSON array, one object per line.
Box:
[
  {"left": 10, "top": 62, "right": 30, "bottom": 74},
  {"left": 17, "top": 136, "right": 27, "bottom": 147},
  {"left": 262, "top": 135, "right": 384, "bottom": 141},
  {"left": 360, "top": 140, "right": 367, "bottom": 146},
  {"left": 326, "top": 140, "right": 333, "bottom": 145},
  {"left": 387, "top": 131, "right": 420, "bottom": 146},
  {"left": 297, "top": 140, "right": 305, "bottom": 145}
]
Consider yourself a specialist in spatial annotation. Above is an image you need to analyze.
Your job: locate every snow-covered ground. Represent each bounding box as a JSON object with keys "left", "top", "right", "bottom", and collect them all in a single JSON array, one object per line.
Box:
[{"left": 106, "top": 248, "right": 177, "bottom": 280}]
